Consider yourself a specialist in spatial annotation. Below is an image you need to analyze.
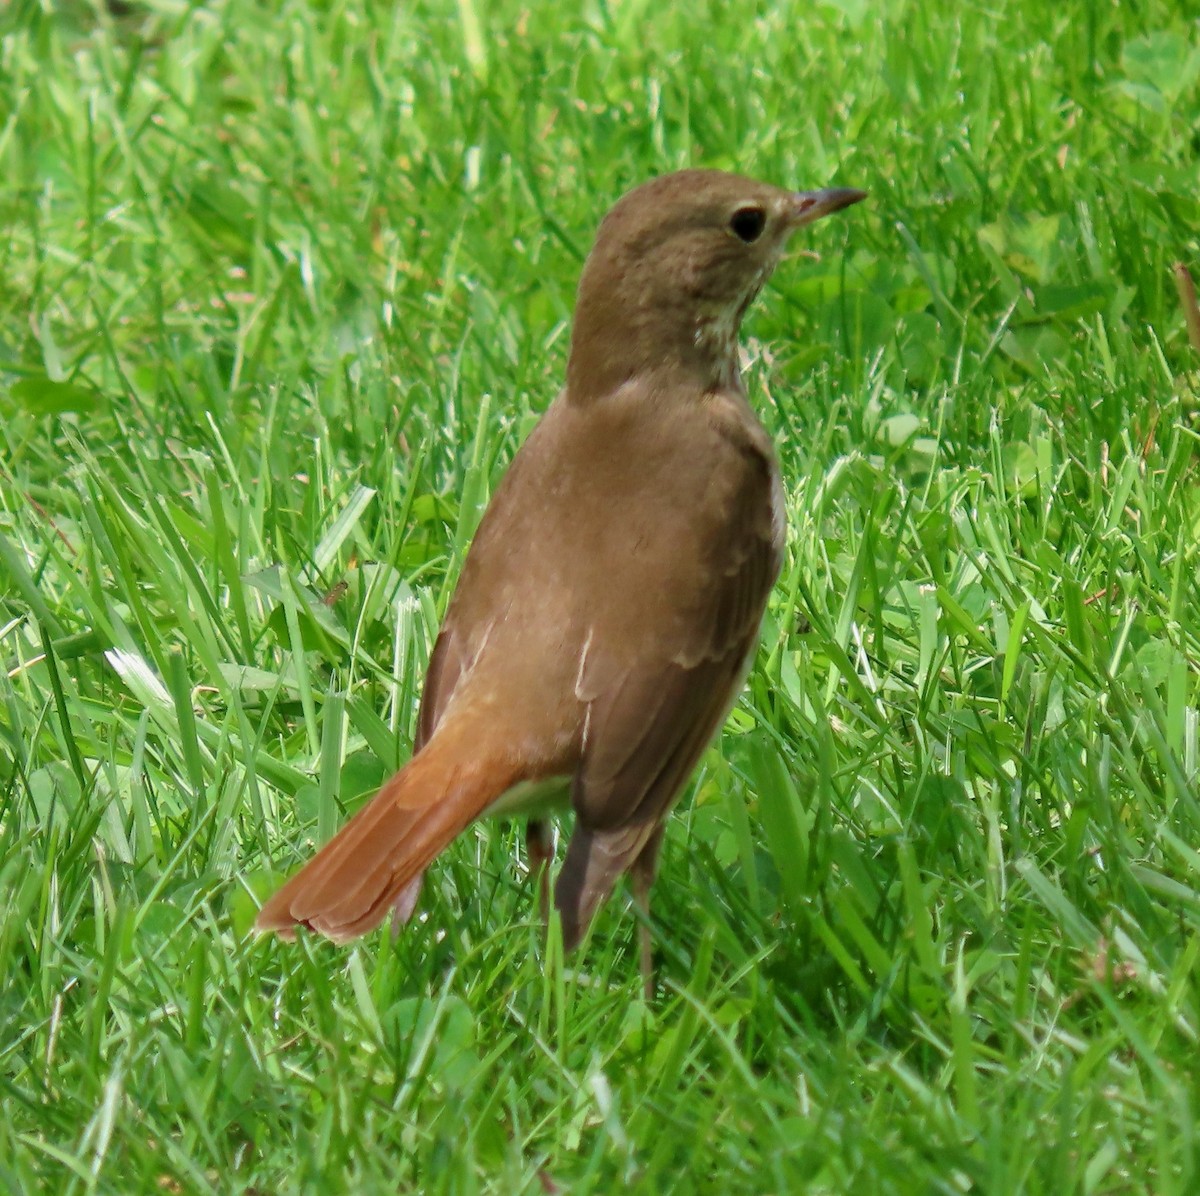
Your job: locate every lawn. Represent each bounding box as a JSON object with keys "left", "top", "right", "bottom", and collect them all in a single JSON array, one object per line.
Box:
[{"left": 2, "top": 0, "right": 1199, "bottom": 1191}]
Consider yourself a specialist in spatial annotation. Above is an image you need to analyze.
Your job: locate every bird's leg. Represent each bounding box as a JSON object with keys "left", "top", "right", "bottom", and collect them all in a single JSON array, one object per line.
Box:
[
  {"left": 525, "top": 818, "right": 555, "bottom": 926},
  {"left": 630, "top": 826, "right": 666, "bottom": 1000}
]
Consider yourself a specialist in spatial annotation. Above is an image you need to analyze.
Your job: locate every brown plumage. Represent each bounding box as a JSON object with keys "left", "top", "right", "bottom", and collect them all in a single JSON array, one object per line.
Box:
[{"left": 256, "top": 170, "right": 866, "bottom": 988}]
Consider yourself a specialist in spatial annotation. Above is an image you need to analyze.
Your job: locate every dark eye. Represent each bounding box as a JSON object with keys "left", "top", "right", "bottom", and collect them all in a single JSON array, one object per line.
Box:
[{"left": 729, "top": 206, "right": 766, "bottom": 243}]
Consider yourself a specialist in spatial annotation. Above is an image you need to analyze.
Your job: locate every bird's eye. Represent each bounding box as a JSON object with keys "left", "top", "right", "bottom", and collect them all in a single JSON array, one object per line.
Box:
[{"left": 729, "top": 206, "right": 767, "bottom": 243}]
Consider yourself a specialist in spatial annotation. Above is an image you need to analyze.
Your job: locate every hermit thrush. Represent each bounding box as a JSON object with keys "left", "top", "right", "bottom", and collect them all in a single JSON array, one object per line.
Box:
[{"left": 257, "top": 170, "right": 866, "bottom": 993}]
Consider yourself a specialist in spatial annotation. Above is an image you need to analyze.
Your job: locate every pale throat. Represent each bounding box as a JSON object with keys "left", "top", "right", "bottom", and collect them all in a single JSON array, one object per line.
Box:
[
  {"left": 692, "top": 304, "right": 743, "bottom": 389},
  {"left": 690, "top": 269, "right": 769, "bottom": 391}
]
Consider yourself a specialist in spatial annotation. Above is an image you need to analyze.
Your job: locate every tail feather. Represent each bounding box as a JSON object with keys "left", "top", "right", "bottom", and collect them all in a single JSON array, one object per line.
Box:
[{"left": 257, "top": 737, "right": 517, "bottom": 943}]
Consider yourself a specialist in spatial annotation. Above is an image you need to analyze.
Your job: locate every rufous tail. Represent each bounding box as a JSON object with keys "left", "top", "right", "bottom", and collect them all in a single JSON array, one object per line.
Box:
[{"left": 256, "top": 730, "right": 519, "bottom": 943}]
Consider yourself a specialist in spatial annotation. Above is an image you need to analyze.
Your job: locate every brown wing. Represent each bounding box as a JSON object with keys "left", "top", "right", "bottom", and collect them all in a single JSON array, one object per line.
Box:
[
  {"left": 415, "top": 622, "right": 464, "bottom": 751},
  {"left": 554, "top": 428, "right": 781, "bottom": 947}
]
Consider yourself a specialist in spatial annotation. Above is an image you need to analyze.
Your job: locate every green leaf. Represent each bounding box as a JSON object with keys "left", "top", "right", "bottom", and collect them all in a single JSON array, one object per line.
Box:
[
  {"left": 1120, "top": 31, "right": 1200, "bottom": 104},
  {"left": 339, "top": 748, "right": 387, "bottom": 808},
  {"left": 9, "top": 377, "right": 101, "bottom": 415},
  {"left": 878, "top": 412, "right": 922, "bottom": 446},
  {"left": 747, "top": 735, "right": 811, "bottom": 917}
]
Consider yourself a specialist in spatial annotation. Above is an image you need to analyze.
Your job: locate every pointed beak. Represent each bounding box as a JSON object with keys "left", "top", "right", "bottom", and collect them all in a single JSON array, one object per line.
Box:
[{"left": 787, "top": 186, "right": 868, "bottom": 228}]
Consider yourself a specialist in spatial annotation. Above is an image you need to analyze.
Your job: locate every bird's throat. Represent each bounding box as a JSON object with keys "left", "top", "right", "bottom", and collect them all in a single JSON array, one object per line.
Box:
[{"left": 567, "top": 301, "right": 746, "bottom": 402}]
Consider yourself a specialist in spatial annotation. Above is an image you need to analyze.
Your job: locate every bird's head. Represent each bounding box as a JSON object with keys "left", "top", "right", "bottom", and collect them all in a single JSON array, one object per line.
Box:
[{"left": 568, "top": 169, "right": 866, "bottom": 401}]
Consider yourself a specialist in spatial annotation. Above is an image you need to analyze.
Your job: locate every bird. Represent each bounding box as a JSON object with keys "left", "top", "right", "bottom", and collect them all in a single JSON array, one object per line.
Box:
[{"left": 256, "top": 169, "right": 866, "bottom": 993}]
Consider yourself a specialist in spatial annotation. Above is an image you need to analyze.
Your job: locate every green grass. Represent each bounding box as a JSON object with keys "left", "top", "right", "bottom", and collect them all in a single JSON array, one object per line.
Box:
[{"left": 2, "top": 0, "right": 1199, "bottom": 1190}]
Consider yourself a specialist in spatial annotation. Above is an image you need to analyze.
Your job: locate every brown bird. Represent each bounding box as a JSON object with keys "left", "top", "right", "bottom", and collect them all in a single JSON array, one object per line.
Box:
[{"left": 257, "top": 169, "right": 865, "bottom": 991}]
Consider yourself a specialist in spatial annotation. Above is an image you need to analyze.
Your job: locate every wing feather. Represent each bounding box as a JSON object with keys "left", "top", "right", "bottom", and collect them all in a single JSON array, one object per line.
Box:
[{"left": 555, "top": 425, "right": 782, "bottom": 937}]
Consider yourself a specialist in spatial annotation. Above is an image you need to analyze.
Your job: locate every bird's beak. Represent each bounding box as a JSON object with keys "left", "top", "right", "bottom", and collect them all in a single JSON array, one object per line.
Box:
[{"left": 787, "top": 187, "right": 868, "bottom": 228}]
